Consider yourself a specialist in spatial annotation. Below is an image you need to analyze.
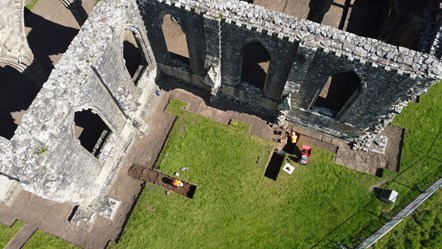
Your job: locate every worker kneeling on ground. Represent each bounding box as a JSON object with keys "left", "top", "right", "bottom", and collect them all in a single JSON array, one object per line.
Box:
[
  {"left": 290, "top": 131, "right": 298, "bottom": 144},
  {"left": 172, "top": 178, "right": 184, "bottom": 187}
]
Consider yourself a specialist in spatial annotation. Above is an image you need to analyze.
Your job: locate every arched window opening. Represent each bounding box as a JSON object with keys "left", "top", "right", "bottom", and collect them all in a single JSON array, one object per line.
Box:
[
  {"left": 74, "top": 109, "right": 111, "bottom": 157},
  {"left": 123, "top": 29, "right": 148, "bottom": 85},
  {"left": 241, "top": 41, "right": 270, "bottom": 90},
  {"left": 311, "top": 71, "right": 361, "bottom": 118},
  {"left": 162, "top": 14, "right": 190, "bottom": 64},
  {"left": 0, "top": 66, "right": 40, "bottom": 140}
]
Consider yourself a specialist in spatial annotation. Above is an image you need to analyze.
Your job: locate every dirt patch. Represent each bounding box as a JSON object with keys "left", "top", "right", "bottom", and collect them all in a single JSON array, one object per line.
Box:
[
  {"left": 296, "top": 134, "right": 338, "bottom": 153},
  {"left": 289, "top": 123, "right": 404, "bottom": 175},
  {"left": 380, "top": 125, "right": 405, "bottom": 172},
  {"left": 129, "top": 164, "right": 197, "bottom": 198}
]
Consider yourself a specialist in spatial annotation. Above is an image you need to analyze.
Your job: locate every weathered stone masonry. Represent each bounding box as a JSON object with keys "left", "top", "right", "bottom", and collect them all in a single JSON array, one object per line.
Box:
[
  {"left": 1, "top": 0, "right": 157, "bottom": 223},
  {"left": 0, "top": 0, "right": 47, "bottom": 86},
  {"left": 138, "top": 0, "right": 442, "bottom": 146}
]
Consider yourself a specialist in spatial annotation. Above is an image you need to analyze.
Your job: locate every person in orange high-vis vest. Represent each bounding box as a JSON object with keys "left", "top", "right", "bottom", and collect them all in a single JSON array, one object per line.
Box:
[
  {"left": 172, "top": 178, "right": 183, "bottom": 187},
  {"left": 291, "top": 131, "right": 298, "bottom": 144}
]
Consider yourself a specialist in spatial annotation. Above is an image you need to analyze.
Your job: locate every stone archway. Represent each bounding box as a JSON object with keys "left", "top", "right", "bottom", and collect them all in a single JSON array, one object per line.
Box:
[
  {"left": 311, "top": 71, "right": 362, "bottom": 118},
  {"left": 240, "top": 41, "right": 271, "bottom": 90}
]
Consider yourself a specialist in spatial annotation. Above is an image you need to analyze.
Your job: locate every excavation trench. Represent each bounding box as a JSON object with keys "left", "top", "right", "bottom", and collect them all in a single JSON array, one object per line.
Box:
[{"left": 128, "top": 164, "right": 196, "bottom": 198}]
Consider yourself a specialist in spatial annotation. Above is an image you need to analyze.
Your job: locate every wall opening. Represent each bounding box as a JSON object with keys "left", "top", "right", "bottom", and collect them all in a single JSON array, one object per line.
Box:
[
  {"left": 241, "top": 41, "right": 270, "bottom": 90},
  {"left": 311, "top": 71, "right": 361, "bottom": 118},
  {"left": 123, "top": 29, "right": 148, "bottom": 85},
  {"left": 74, "top": 109, "right": 111, "bottom": 157},
  {"left": 0, "top": 66, "right": 40, "bottom": 140},
  {"left": 162, "top": 14, "right": 190, "bottom": 64},
  {"left": 67, "top": 205, "right": 79, "bottom": 222}
]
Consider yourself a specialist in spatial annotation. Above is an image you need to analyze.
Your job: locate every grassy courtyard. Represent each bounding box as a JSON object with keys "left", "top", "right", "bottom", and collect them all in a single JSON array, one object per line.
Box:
[
  {"left": 1, "top": 82, "right": 437, "bottom": 248},
  {"left": 111, "top": 99, "right": 386, "bottom": 248},
  {"left": 5, "top": 80, "right": 435, "bottom": 248},
  {"left": 111, "top": 80, "right": 442, "bottom": 249},
  {"left": 0, "top": 222, "right": 77, "bottom": 249}
]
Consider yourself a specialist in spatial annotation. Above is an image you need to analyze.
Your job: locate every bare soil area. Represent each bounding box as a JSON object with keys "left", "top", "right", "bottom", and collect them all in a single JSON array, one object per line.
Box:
[{"left": 129, "top": 165, "right": 197, "bottom": 198}]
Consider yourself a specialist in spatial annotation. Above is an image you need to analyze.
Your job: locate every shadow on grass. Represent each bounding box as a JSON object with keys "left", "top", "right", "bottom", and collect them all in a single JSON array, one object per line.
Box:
[
  {"left": 375, "top": 168, "right": 384, "bottom": 177},
  {"left": 372, "top": 187, "right": 384, "bottom": 199},
  {"left": 264, "top": 150, "right": 284, "bottom": 180},
  {"left": 158, "top": 75, "right": 274, "bottom": 123},
  {"left": 187, "top": 185, "right": 197, "bottom": 199}
]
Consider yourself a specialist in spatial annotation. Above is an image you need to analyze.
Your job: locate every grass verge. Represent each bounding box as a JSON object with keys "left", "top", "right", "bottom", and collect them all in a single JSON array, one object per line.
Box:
[
  {"left": 0, "top": 221, "right": 23, "bottom": 248},
  {"left": 24, "top": 230, "right": 78, "bottom": 249},
  {"left": 373, "top": 191, "right": 442, "bottom": 249}
]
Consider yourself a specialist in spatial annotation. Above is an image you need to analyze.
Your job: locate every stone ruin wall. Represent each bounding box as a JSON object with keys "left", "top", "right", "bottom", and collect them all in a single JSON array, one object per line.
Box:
[
  {"left": 1, "top": 0, "right": 158, "bottom": 222},
  {"left": 138, "top": 0, "right": 442, "bottom": 148},
  {"left": 0, "top": 0, "right": 89, "bottom": 85},
  {"left": 0, "top": 0, "right": 35, "bottom": 73}
]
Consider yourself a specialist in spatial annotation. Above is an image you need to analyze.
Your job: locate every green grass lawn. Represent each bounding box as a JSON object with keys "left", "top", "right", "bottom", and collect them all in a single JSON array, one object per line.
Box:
[
  {"left": 0, "top": 221, "right": 23, "bottom": 248},
  {"left": 373, "top": 191, "right": 442, "bottom": 249},
  {"left": 385, "top": 81, "right": 442, "bottom": 210},
  {"left": 111, "top": 81, "right": 441, "bottom": 248},
  {"left": 388, "top": 80, "right": 442, "bottom": 192},
  {"left": 332, "top": 82, "right": 442, "bottom": 247},
  {"left": 24, "top": 230, "right": 78, "bottom": 249},
  {"left": 361, "top": 81, "right": 442, "bottom": 248},
  {"left": 111, "top": 99, "right": 385, "bottom": 249}
]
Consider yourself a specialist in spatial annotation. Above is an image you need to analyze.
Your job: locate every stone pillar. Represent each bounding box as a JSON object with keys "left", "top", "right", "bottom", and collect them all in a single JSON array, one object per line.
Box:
[{"left": 307, "top": 0, "right": 334, "bottom": 23}]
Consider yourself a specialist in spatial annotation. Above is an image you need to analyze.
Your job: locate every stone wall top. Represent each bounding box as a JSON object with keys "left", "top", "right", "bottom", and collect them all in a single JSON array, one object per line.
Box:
[
  {"left": 0, "top": 0, "right": 139, "bottom": 205},
  {"left": 154, "top": 0, "right": 442, "bottom": 79},
  {"left": 0, "top": 0, "right": 34, "bottom": 71}
]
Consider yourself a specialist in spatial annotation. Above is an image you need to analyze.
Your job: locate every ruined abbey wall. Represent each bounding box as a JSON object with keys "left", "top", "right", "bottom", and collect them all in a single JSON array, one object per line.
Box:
[
  {"left": 1, "top": 0, "right": 158, "bottom": 222},
  {"left": 138, "top": 0, "right": 441, "bottom": 144},
  {"left": 0, "top": 0, "right": 441, "bottom": 223}
]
